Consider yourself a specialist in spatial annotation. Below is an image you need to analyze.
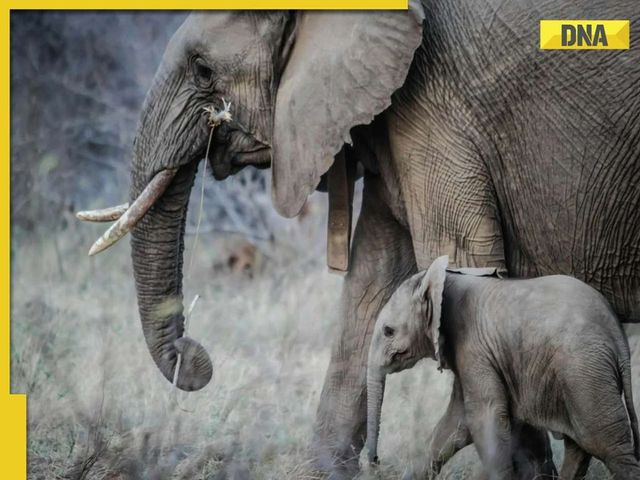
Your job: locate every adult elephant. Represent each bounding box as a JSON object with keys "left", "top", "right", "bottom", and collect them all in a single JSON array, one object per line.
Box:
[{"left": 79, "top": 2, "right": 640, "bottom": 478}]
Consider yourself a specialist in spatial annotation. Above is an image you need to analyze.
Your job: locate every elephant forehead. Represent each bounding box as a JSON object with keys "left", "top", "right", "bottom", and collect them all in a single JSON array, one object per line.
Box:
[
  {"left": 170, "top": 12, "right": 264, "bottom": 63},
  {"left": 383, "top": 285, "right": 415, "bottom": 318}
]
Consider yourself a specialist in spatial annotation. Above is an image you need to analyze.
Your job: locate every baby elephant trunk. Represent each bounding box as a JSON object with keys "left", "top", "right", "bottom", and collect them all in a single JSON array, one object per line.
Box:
[{"left": 366, "top": 365, "right": 386, "bottom": 465}]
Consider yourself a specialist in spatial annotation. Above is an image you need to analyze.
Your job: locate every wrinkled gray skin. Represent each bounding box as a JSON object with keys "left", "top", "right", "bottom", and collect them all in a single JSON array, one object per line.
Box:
[
  {"left": 367, "top": 256, "right": 640, "bottom": 480},
  {"left": 124, "top": 1, "right": 640, "bottom": 476}
]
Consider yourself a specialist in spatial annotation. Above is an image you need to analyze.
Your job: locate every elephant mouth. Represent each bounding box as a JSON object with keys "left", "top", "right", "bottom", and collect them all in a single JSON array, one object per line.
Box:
[
  {"left": 231, "top": 145, "right": 271, "bottom": 167},
  {"left": 207, "top": 122, "right": 272, "bottom": 180},
  {"left": 209, "top": 144, "right": 271, "bottom": 180},
  {"left": 388, "top": 350, "right": 419, "bottom": 372}
]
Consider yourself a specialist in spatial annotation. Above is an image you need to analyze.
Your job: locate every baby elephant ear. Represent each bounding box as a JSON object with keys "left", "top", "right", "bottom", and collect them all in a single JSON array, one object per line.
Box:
[{"left": 416, "top": 255, "right": 449, "bottom": 369}]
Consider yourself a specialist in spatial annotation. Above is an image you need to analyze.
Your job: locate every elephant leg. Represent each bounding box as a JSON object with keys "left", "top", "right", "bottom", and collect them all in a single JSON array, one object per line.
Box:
[
  {"left": 560, "top": 437, "right": 590, "bottom": 480},
  {"left": 604, "top": 455, "right": 640, "bottom": 480},
  {"left": 419, "top": 377, "right": 472, "bottom": 479},
  {"left": 313, "top": 174, "right": 416, "bottom": 479},
  {"left": 510, "top": 422, "right": 557, "bottom": 479},
  {"left": 565, "top": 381, "right": 639, "bottom": 480},
  {"left": 464, "top": 378, "right": 515, "bottom": 480}
]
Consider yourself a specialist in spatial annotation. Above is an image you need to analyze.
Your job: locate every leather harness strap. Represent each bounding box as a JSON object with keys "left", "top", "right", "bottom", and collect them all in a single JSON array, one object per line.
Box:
[{"left": 326, "top": 150, "right": 355, "bottom": 274}]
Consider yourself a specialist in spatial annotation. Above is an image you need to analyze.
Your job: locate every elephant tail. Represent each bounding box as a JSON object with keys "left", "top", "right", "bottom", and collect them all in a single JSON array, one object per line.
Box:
[{"left": 620, "top": 358, "right": 640, "bottom": 460}]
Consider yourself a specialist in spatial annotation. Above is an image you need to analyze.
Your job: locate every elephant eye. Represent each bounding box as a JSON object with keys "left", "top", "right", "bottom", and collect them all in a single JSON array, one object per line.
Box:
[
  {"left": 383, "top": 326, "right": 395, "bottom": 338},
  {"left": 192, "top": 57, "right": 214, "bottom": 87}
]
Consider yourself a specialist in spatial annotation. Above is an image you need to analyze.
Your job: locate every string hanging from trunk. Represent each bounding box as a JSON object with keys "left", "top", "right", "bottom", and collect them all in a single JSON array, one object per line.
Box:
[
  {"left": 171, "top": 99, "right": 232, "bottom": 411},
  {"left": 186, "top": 98, "right": 231, "bottom": 278},
  {"left": 185, "top": 127, "right": 213, "bottom": 279}
]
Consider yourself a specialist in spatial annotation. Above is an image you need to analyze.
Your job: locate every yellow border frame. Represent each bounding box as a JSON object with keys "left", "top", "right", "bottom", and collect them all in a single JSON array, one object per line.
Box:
[
  {"left": 0, "top": 1, "right": 407, "bottom": 478},
  {"left": 5, "top": 0, "right": 407, "bottom": 9},
  {"left": 1, "top": 4, "right": 26, "bottom": 479}
]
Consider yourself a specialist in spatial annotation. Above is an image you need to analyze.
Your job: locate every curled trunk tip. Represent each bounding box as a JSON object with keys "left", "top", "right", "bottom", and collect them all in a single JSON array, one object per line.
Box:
[{"left": 172, "top": 336, "right": 213, "bottom": 391}]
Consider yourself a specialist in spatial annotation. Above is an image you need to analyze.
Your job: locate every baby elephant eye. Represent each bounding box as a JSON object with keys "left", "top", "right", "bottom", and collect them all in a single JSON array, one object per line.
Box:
[{"left": 383, "top": 326, "right": 395, "bottom": 338}]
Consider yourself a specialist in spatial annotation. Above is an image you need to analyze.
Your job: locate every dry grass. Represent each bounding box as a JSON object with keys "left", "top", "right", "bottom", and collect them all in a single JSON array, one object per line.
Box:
[{"left": 11, "top": 201, "right": 639, "bottom": 479}]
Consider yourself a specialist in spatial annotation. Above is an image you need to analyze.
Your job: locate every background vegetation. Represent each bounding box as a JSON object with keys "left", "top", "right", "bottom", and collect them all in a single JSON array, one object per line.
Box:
[{"left": 10, "top": 12, "right": 635, "bottom": 479}]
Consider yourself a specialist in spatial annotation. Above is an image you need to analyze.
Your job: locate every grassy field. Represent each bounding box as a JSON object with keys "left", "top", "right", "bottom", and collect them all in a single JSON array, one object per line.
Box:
[{"left": 11, "top": 201, "right": 638, "bottom": 479}]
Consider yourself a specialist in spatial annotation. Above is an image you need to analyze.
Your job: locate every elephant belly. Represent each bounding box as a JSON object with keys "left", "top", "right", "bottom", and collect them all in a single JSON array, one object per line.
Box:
[
  {"left": 509, "top": 385, "right": 571, "bottom": 440},
  {"left": 497, "top": 344, "right": 568, "bottom": 437}
]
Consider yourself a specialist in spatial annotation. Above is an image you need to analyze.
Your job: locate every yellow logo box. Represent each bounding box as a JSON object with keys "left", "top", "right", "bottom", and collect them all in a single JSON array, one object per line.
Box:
[{"left": 540, "top": 20, "right": 629, "bottom": 50}]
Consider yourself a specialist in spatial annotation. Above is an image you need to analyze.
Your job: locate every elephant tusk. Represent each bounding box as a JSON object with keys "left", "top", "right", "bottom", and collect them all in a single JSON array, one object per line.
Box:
[
  {"left": 87, "top": 169, "right": 177, "bottom": 256},
  {"left": 76, "top": 203, "right": 130, "bottom": 222},
  {"left": 86, "top": 100, "right": 231, "bottom": 257}
]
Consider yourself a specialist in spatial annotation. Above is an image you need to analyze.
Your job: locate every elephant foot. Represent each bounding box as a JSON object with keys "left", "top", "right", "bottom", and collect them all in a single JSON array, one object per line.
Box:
[{"left": 310, "top": 435, "right": 361, "bottom": 480}]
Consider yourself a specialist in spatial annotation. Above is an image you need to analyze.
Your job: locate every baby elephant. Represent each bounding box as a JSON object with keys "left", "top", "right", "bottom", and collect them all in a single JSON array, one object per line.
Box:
[{"left": 366, "top": 256, "right": 640, "bottom": 480}]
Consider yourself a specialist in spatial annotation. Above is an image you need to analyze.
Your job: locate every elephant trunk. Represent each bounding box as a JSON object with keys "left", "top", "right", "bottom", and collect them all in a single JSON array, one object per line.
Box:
[
  {"left": 129, "top": 80, "right": 213, "bottom": 392},
  {"left": 366, "top": 364, "right": 386, "bottom": 465}
]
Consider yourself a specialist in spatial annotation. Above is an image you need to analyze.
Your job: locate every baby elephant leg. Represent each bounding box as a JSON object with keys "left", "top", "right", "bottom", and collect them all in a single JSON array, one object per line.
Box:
[
  {"left": 560, "top": 437, "right": 590, "bottom": 480},
  {"left": 425, "top": 378, "right": 472, "bottom": 479},
  {"left": 605, "top": 454, "right": 640, "bottom": 480},
  {"left": 564, "top": 378, "right": 640, "bottom": 480},
  {"left": 464, "top": 378, "right": 515, "bottom": 480}
]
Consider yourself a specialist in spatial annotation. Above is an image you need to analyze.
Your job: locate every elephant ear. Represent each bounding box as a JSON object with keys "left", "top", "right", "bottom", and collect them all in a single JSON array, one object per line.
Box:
[
  {"left": 415, "top": 255, "right": 449, "bottom": 369},
  {"left": 272, "top": 5, "right": 425, "bottom": 217}
]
